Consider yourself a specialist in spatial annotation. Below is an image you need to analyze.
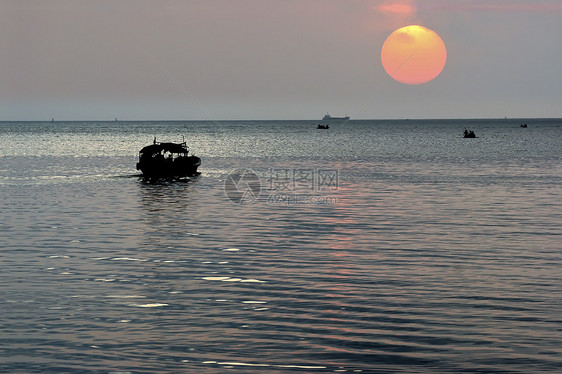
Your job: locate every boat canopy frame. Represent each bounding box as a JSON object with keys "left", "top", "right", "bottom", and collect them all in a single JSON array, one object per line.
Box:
[{"left": 139, "top": 142, "right": 190, "bottom": 157}]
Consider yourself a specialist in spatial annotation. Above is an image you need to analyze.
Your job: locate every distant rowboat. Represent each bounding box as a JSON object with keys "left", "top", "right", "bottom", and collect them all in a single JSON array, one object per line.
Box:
[{"left": 463, "top": 129, "right": 476, "bottom": 138}]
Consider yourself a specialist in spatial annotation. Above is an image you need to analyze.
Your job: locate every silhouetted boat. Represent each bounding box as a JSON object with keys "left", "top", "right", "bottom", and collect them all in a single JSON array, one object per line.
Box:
[
  {"left": 317, "top": 124, "right": 329, "bottom": 129},
  {"left": 463, "top": 129, "right": 477, "bottom": 138},
  {"left": 322, "top": 113, "right": 349, "bottom": 121},
  {"left": 520, "top": 123, "right": 528, "bottom": 128},
  {"left": 136, "top": 138, "right": 201, "bottom": 179}
]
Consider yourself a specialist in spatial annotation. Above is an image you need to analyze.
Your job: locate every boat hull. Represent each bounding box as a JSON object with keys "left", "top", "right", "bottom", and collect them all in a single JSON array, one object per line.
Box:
[
  {"left": 322, "top": 117, "right": 349, "bottom": 121},
  {"left": 137, "top": 156, "right": 201, "bottom": 178}
]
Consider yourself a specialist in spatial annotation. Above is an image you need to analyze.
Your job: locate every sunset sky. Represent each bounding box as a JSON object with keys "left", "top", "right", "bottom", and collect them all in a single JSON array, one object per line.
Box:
[{"left": 1, "top": 0, "right": 561, "bottom": 120}]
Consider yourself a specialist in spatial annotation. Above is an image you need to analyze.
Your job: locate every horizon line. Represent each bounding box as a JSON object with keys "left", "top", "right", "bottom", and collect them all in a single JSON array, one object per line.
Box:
[{"left": 1, "top": 116, "right": 561, "bottom": 123}]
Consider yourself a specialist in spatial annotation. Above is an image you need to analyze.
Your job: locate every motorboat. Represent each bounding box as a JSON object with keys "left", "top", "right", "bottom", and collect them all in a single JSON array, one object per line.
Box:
[{"left": 136, "top": 138, "right": 201, "bottom": 179}]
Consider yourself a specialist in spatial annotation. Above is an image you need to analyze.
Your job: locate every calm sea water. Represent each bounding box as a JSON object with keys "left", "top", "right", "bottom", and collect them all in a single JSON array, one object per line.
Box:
[{"left": 1, "top": 119, "right": 561, "bottom": 373}]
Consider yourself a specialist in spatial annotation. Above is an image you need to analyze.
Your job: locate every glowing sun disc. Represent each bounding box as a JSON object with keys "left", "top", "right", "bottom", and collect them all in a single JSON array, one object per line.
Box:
[{"left": 381, "top": 25, "right": 447, "bottom": 85}]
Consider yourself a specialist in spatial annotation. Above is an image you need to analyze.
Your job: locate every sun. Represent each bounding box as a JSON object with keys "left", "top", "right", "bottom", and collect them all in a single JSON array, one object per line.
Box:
[{"left": 381, "top": 25, "right": 447, "bottom": 85}]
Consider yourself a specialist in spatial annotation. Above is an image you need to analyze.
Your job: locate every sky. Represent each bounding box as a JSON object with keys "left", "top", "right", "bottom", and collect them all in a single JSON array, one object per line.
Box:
[{"left": 1, "top": 0, "right": 561, "bottom": 120}]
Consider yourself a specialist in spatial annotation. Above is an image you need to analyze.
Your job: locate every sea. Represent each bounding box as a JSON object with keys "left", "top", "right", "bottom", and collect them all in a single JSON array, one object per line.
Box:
[{"left": 1, "top": 118, "right": 561, "bottom": 373}]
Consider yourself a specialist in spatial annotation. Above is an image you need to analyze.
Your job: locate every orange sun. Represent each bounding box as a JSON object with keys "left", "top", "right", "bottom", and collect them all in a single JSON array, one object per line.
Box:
[{"left": 381, "top": 25, "right": 447, "bottom": 85}]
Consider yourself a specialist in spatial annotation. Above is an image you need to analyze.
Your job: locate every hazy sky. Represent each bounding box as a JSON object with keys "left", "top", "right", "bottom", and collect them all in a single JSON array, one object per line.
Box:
[{"left": 1, "top": 0, "right": 561, "bottom": 120}]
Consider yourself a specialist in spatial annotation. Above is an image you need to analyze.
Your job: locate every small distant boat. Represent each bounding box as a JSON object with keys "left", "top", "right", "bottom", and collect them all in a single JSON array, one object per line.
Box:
[
  {"left": 520, "top": 123, "right": 528, "bottom": 128},
  {"left": 322, "top": 113, "right": 350, "bottom": 122},
  {"left": 317, "top": 124, "right": 329, "bottom": 129},
  {"left": 463, "top": 129, "right": 477, "bottom": 138},
  {"left": 136, "top": 138, "right": 201, "bottom": 179}
]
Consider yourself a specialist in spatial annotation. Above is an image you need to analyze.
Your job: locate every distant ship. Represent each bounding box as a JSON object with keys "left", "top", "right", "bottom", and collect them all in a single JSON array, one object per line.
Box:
[{"left": 322, "top": 113, "right": 350, "bottom": 121}]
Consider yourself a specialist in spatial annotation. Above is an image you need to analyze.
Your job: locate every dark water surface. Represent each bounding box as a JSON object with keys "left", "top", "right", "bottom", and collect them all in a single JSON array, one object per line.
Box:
[{"left": 1, "top": 119, "right": 561, "bottom": 373}]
